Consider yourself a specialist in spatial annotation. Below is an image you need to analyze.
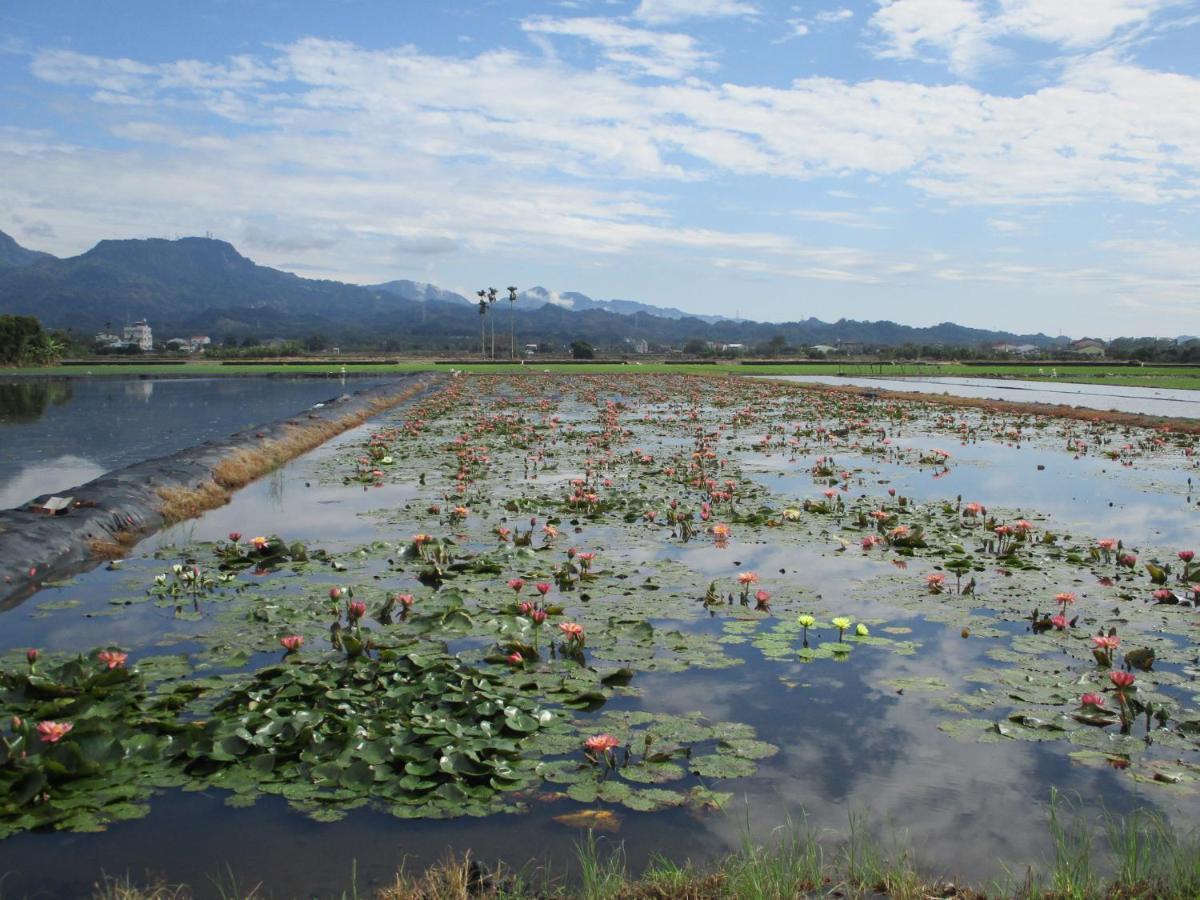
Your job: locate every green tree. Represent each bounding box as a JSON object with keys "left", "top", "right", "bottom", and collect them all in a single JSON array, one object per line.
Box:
[
  {"left": 0, "top": 315, "right": 57, "bottom": 367},
  {"left": 570, "top": 340, "right": 595, "bottom": 360}
]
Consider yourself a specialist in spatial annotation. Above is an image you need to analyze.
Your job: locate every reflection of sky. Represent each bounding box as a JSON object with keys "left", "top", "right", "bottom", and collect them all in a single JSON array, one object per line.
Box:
[
  {"left": 3, "top": 382, "right": 1199, "bottom": 894},
  {"left": 0, "top": 376, "right": 386, "bottom": 506},
  {"left": 0, "top": 454, "right": 107, "bottom": 508},
  {"left": 763, "top": 375, "right": 1200, "bottom": 419},
  {"left": 4, "top": 619, "right": 1193, "bottom": 896},
  {"left": 744, "top": 434, "right": 1199, "bottom": 549}
]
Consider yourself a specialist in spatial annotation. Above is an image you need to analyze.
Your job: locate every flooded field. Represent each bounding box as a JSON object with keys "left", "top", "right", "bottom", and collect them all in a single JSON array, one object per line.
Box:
[
  {"left": 765, "top": 374, "right": 1200, "bottom": 419},
  {"left": 0, "top": 373, "right": 1198, "bottom": 896},
  {"left": 0, "top": 376, "right": 379, "bottom": 509}
]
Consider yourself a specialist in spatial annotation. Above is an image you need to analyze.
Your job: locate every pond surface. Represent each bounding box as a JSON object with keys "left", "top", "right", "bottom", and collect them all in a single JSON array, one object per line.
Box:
[
  {"left": 764, "top": 375, "right": 1200, "bottom": 419},
  {"left": 0, "top": 374, "right": 1197, "bottom": 896},
  {"left": 0, "top": 376, "right": 383, "bottom": 508}
]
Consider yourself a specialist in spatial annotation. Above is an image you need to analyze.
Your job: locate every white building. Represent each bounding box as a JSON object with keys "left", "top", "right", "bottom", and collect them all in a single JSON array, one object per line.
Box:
[{"left": 123, "top": 320, "right": 153, "bottom": 351}]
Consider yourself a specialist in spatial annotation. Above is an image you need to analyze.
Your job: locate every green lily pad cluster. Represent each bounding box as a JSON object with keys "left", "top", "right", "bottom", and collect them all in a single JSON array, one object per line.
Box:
[
  {"left": 536, "top": 710, "right": 777, "bottom": 813},
  {"left": 0, "top": 653, "right": 188, "bottom": 836},
  {"left": 177, "top": 650, "right": 564, "bottom": 821}
]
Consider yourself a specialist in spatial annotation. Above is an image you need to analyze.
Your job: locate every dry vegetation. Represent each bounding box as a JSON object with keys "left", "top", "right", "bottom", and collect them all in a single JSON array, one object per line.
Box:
[
  {"left": 793, "top": 382, "right": 1200, "bottom": 434},
  {"left": 154, "top": 381, "right": 431, "bottom": 526}
]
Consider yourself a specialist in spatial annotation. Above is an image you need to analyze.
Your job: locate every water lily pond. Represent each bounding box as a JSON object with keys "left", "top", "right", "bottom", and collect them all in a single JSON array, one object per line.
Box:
[{"left": 1, "top": 373, "right": 1198, "bottom": 896}]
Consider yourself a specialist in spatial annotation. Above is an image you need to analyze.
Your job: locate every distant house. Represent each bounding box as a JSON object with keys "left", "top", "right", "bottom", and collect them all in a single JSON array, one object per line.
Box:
[
  {"left": 94, "top": 330, "right": 123, "bottom": 348},
  {"left": 994, "top": 342, "right": 1039, "bottom": 356},
  {"left": 1071, "top": 338, "right": 1106, "bottom": 358},
  {"left": 622, "top": 338, "right": 649, "bottom": 354},
  {"left": 165, "top": 336, "right": 210, "bottom": 353},
  {"left": 809, "top": 345, "right": 836, "bottom": 356},
  {"left": 123, "top": 320, "right": 153, "bottom": 351}
]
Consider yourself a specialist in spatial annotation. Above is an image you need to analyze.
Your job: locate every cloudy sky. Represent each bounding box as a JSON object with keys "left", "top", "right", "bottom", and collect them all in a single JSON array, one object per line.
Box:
[{"left": 2, "top": 0, "right": 1198, "bottom": 337}]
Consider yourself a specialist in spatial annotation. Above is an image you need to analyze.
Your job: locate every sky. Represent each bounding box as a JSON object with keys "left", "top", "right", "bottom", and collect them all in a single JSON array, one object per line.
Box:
[{"left": 1, "top": 0, "right": 1199, "bottom": 338}]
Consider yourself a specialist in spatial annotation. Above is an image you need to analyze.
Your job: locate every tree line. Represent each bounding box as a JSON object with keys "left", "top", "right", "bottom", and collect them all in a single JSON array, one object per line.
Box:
[{"left": 0, "top": 315, "right": 65, "bottom": 367}]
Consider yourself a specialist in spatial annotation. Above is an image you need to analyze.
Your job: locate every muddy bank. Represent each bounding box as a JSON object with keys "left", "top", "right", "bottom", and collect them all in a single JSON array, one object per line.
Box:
[
  {"left": 0, "top": 373, "right": 446, "bottom": 607},
  {"left": 779, "top": 379, "right": 1200, "bottom": 433}
]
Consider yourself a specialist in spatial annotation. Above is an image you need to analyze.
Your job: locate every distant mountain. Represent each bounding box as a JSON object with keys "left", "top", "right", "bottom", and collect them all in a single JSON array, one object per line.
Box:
[
  {"left": 0, "top": 230, "right": 55, "bottom": 269},
  {"left": 370, "top": 279, "right": 472, "bottom": 305},
  {"left": 0, "top": 230, "right": 1065, "bottom": 351},
  {"left": 520, "top": 286, "right": 727, "bottom": 324}
]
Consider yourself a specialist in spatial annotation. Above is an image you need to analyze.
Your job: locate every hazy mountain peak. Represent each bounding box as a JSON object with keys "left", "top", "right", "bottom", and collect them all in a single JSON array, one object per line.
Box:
[{"left": 0, "top": 230, "right": 56, "bottom": 269}]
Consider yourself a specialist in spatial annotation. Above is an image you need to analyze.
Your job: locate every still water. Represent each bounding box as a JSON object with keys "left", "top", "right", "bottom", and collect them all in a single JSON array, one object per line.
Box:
[
  {"left": 0, "top": 377, "right": 381, "bottom": 508},
  {"left": 763, "top": 375, "right": 1200, "bottom": 419},
  {"left": 0, "top": 376, "right": 1196, "bottom": 897}
]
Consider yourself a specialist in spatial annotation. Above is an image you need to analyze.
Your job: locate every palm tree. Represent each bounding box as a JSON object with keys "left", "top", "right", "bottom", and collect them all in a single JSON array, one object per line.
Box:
[
  {"left": 476, "top": 289, "right": 488, "bottom": 359},
  {"left": 506, "top": 286, "right": 518, "bottom": 360},
  {"left": 487, "top": 287, "right": 498, "bottom": 359}
]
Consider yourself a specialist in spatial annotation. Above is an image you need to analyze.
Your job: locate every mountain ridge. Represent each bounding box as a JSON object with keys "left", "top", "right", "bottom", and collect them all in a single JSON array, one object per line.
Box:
[{"left": 0, "top": 230, "right": 1064, "bottom": 349}]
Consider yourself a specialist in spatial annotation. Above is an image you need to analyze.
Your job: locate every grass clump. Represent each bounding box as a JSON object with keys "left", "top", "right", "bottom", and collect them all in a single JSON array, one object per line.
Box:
[{"left": 81, "top": 804, "right": 1200, "bottom": 899}]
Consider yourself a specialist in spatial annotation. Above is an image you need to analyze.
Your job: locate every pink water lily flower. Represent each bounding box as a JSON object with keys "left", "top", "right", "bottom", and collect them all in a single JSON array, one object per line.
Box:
[
  {"left": 37, "top": 720, "right": 73, "bottom": 744},
  {"left": 1109, "top": 671, "right": 1135, "bottom": 689},
  {"left": 280, "top": 635, "right": 304, "bottom": 653},
  {"left": 98, "top": 650, "right": 127, "bottom": 669},
  {"left": 584, "top": 733, "right": 620, "bottom": 753}
]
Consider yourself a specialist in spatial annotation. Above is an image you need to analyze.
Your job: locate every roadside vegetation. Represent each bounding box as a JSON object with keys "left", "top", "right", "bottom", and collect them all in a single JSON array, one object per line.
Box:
[
  {"left": 5, "top": 359, "right": 1200, "bottom": 391},
  {"left": 92, "top": 800, "right": 1200, "bottom": 899}
]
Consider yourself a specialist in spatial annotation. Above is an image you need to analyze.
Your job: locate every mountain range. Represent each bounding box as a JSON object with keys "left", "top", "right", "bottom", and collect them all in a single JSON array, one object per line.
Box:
[{"left": 0, "top": 229, "right": 1064, "bottom": 351}]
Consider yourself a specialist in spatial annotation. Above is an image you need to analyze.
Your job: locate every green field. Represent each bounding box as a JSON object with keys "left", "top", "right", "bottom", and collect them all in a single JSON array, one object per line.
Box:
[{"left": 5, "top": 359, "right": 1200, "bottom": 390}]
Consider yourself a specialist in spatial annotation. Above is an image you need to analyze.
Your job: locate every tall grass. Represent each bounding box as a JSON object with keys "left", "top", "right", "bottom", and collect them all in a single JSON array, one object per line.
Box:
[{"left": 83, "top": 798, "right": 1200, "bottom": 899}]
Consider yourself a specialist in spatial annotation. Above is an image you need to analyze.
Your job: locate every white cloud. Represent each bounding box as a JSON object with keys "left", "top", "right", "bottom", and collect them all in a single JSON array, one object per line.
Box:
[
  {"left": 21, "top": 39, "right": 1200, "bottom": 210},
  {"left": 8, "top": 35, "right": 1200, "bottom": 332},
  {"left": 633, "top": 0, "right": 759, "bottom": 26},
  {"left": 781, "top": 7, "right": 854, "bottom": 41},
  {"left": 815, "top": 8, "right": 855, "bottom": 24},
  {"left": 996, "top": 0, "right": 1182, "bottom": 47},
  {"left": 521, "top": 16, "right": 715, "bottom": 78},
  {"left": 986, "top": 217, "right": 1024, "bottom": 233},
  {"left": 868, "top": 0, "right": 995, "bottom": 75},
  {"left": 791, "top": 208, "right": 889, "bottom": 229},
  {"left": 868, "top": 0, "right": 1187, "bottom": 75}
]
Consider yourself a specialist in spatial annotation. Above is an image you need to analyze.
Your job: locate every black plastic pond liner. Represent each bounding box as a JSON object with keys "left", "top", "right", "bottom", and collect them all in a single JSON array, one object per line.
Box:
[{"left": 0, "top": 372, "right": 447, "bottom": 608}]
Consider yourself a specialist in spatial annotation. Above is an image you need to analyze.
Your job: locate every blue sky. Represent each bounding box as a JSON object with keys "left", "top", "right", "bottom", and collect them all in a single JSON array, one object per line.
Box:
[{"left": 2, "top": 0, "right": 1198, "bottom": 337}]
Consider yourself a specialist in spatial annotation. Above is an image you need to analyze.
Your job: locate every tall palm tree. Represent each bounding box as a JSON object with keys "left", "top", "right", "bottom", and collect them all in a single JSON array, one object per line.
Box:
[
  {"left": 476, "top": 289, "right": 488, "bottom": 359},
  {"left": 506, "top": 286, "right": 518, "bottom": 360},
  {"left": 487, "top": 287, "right": 498, "bottom": 359}
]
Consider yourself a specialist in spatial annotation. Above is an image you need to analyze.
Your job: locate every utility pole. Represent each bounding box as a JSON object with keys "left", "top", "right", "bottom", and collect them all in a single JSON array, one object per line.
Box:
[
  {"left": 487, "top": 287, "right": 498, "bottom": 359},
  {"left": 507, "top": 286, "right": 518, "bottom": 360}
]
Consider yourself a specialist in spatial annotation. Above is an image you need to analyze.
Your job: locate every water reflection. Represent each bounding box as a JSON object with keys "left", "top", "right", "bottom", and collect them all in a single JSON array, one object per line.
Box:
[
  {"left": 762, "top": 375, "right": 1200, "bottom": 419},
  {"left": 0, "top": 376, "right": 387, "bottom": 508},
  {"left": 0, "top": 454, "right": 107, "bottom": 508},
  {"left": 745, "top": 437, "right": 1199, "bottom": 548},
  {"left": 0, "top": 381, "right": 1196, "bottom": 895},
  {"left": 124, "top": 380, "right": 154, "bottom": 402},
  {"left": 0, "top": 379, "right": 72, "bottom": 423}
]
